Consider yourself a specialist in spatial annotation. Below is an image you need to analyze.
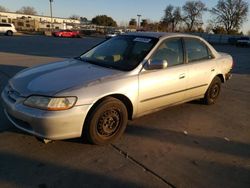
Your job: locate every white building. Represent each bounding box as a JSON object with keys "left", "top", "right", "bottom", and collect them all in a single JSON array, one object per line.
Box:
[{"left": 0, "top": 11, "right": 80, "bottom": 25}]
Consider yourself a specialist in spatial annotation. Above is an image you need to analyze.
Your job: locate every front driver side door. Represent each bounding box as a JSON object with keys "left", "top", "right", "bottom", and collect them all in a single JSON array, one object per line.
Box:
[{"left": 138, "top": 38, "right": 188, "bottom": 115}]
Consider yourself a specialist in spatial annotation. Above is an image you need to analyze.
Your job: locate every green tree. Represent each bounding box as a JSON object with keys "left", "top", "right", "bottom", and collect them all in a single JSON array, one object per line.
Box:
[
  {"left": 210, "top": 0, "right": 248, "bottom": 34},
  {"left": 92, "top": 15, "right": 117, "bottom": 27},
  {"left": 69, "top": 15, "right": 80, "bottom": 20},
  {"left": 80, "top": 17, "right": 88, "bottom": 22},
  {"left": 182, "top": 1, "right": 207, "bottom": 31},
  {"left": 129, "top": 18, "right": 137, "bottom": 27},
  {"left": 16, "top": 6, "right": 37, "bottom": 15},
  {"left": 141, "top": 19, "right": 149, "bottom": 28}
]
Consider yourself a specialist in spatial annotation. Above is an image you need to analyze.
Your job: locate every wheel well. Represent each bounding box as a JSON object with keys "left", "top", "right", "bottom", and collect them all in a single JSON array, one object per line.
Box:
[
  {"left": 110, "top": 94, "right": 133, "bottom": 120},
  {"left": 216, "top": 74, "right": 225, "bottom": 83},
  {"left": 86, "top": 94, "right": 133, "bottom": 121},
  {"left": 5, "top": 30, "right": 13, "bottom": 36}
]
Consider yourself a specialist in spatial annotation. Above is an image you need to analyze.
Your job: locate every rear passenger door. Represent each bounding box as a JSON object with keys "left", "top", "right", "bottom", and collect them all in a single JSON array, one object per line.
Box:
[{"left": 184, "top": 38, "right": 216, "bottom": 99}]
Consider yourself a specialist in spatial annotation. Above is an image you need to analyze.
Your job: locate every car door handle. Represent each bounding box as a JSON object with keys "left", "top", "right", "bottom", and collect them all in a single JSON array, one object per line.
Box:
[
  {"left": 179, "top": 74, "right": 185, "bottom": 79},
  {"left": 211, "top": 68, "right": 215, "bottom": 72}
]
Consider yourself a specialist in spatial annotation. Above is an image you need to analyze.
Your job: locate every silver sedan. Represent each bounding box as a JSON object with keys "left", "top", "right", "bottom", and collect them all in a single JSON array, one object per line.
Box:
[{"left": 1, "top": 32, "right": 233, "bottom": 145}]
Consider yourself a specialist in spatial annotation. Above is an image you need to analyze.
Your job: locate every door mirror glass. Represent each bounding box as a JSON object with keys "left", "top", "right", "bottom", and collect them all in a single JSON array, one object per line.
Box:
[
  {"left": 146, "top": 59, "right": 168, "bottom": 70},
  {"left": 149, "top": 38, "right": 184, "bottom": 68}
]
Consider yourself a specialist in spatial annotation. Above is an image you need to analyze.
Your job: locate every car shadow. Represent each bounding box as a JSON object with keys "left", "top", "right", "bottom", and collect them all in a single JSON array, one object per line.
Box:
[
  {"left": 125, "top": 124, "right": 250, "bottom": 159},
  {"left": 0, "top": 151, "right": 140, "bottom": 188}
]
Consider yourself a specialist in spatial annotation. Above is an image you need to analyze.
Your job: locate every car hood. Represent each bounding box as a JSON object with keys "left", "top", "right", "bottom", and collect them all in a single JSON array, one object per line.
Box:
[{"left": 9, "top": 59, "right": 123, "bottom": 96}]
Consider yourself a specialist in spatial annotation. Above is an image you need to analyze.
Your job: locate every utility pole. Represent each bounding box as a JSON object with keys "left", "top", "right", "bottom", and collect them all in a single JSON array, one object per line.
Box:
[
  {"left": 49, "top": 0, "right": 53, "bottom": 31},
  {"left": 137, "top": 14, "right": 141, "bottom": 29}
]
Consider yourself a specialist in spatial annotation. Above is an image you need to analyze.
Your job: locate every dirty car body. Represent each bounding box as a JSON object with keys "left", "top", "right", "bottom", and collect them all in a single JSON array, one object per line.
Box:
[{"left": 1, "top": 32, "right": 233, "bottom": 144}]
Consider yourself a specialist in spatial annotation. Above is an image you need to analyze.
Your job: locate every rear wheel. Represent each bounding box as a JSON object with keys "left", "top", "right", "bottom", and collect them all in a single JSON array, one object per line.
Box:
[
  {"left": 6, "top": 30, "right": 13, "bottom": 36},
  {"left": 84, "top": 97, "right": 128, "bottom": 145},
  {"left": 203, "top": 76, "right": 221, "bottom": 105}
]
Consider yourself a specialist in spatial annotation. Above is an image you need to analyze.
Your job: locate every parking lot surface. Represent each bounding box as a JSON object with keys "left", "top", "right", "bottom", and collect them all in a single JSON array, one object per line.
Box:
[{"left": 0, "top": 35, "right": 249, "bottom": 188}]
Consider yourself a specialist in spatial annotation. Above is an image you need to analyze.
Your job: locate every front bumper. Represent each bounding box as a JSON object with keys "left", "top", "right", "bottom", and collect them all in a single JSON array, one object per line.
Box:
[{"left": 1, "top": 87, "right": 90, "bottom": 140}]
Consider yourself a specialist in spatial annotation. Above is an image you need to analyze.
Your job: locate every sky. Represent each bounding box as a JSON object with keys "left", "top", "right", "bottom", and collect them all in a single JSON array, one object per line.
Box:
[{"left": 0, "top": 0, "right": 249, "bottom": 33}]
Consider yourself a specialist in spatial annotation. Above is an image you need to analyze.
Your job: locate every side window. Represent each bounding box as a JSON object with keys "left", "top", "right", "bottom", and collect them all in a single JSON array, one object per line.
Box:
[
  {"left": 150, "top": 38, "right": 184, "bottom": 67},
  {"left": 185, "top": 38, "right": 212, "bottom": 62},
  {"left": 0, "top": 23, "right": 11, "bottom": 27}
]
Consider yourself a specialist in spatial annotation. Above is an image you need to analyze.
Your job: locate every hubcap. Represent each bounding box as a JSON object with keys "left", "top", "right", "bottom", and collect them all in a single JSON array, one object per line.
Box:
[
  {"left": 210, "top": 84, "right": 219, "bottom": 99},
  {"left": 97, "top": 109, "right": 121, "bottom": 137}
]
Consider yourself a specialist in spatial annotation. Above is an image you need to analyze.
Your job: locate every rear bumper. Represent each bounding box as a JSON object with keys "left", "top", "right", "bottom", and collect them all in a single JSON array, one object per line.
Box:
[{"left": 1, "top": 88, "right": 90, "bottom": 140}]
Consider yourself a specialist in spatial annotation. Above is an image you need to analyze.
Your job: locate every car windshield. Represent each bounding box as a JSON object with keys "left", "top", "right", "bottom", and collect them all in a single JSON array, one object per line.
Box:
[{"left": 79, "top": 35, "right": 158, "bottom": 71}]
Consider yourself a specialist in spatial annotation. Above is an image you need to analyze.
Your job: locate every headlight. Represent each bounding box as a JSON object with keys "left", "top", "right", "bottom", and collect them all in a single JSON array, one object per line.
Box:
[{"left": 24, "top": 96, "right": 77, "bottom": 111}]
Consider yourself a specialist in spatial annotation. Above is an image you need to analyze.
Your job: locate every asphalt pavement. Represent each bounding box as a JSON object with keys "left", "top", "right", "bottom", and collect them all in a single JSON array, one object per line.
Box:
[{"left": 0, "top": 35, "right": 249, "bottom": 188}]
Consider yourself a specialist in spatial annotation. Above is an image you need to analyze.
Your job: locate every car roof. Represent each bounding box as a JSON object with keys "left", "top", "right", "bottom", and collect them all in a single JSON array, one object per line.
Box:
[{"left": 123, "top": 32, "right": 196, "bottom": 39}]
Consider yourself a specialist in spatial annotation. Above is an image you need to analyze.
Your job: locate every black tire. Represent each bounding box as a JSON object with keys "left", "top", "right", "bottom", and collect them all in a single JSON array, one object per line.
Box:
[
  {"left": 84, "top": 97, "right": 128, "bottom": 145},
  {"left": 203, "top": 76, "right": 221, "bottom": 105},
  {"left": 6, "top": 30, "right": 13, "bottom": 36}
]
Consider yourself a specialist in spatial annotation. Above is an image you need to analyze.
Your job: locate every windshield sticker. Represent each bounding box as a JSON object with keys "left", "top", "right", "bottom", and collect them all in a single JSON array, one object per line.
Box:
[{"left": 134, "top": 38, "right": 151, "bottom": 43}]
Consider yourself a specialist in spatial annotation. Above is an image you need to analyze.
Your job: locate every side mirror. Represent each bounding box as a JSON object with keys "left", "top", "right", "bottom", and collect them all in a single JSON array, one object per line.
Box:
[{"left": 146, "top": 59, "right": 168, "bottom": 70}]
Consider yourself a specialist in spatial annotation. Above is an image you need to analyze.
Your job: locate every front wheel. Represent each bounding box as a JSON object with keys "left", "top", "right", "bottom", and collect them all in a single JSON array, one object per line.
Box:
[
  {"left": 6, "top": 30, "right": 13, "bottom": 36},
  {"left": 203, "top": 76, "right": 221, "bottom": 105},
  {"left": 84, "top": 97, "right": 128, "bottom": 145}
]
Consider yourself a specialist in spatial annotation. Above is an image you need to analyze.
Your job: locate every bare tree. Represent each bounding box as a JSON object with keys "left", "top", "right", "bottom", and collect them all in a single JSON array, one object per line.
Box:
[
  {"left": 205, "top": 23, "right": 214, "bottom": 33},
  {"left": 172, "top": 7, "right": 182, "bottom": 31},
  {"left": 163, "top": 5, "right": 174, "bottom": 30},
  {"left": 210, "top": 0, "right": 248, "bottom": 34},
  {"left": 163, "top": 5, "right": 182, "bottom": 32},
  {"left": 0, "top": 5, "right": 8, "bottom": 12},
  {"left": 146, "top": 22, "right": 159, "bottom": 31},
  {"left": 182, "top": 1, "right": 207, "bottom": 31},
  {"left": 16, "top": 6, "right": 37, "bottom": 15}
]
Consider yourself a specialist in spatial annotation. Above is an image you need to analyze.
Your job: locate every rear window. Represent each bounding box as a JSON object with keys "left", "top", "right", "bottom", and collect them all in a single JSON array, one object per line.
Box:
[{"left": 0, "top": 23, "right": 11, "bottom": 27}]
